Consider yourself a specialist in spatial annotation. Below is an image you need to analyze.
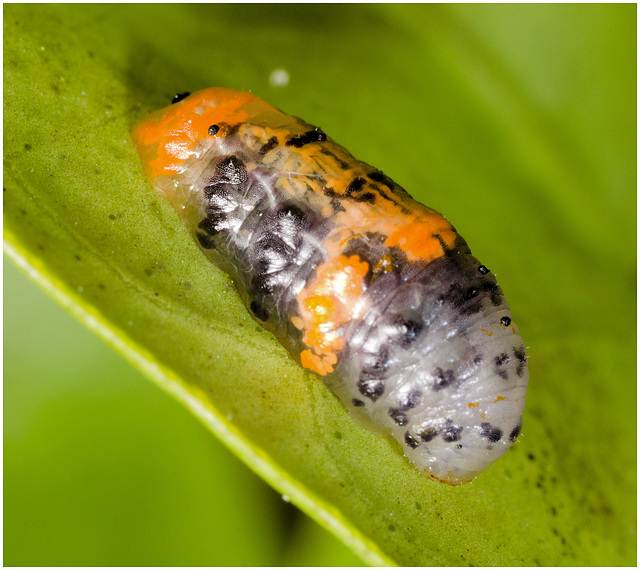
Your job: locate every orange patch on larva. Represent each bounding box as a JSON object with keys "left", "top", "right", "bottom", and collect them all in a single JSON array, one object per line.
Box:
[
  {"left": 132, "top": 88, "right": 260, "bottom": 177},
  {"left": 468, "top": 402, "right": 480, "bottom": 408},
  {"left": 494, "top": 395, "right": 506, "bottom": 403},
  {"left": 384, "top": 215, "right": 456, "bottom": 262},
  {"left": 296, "top": 255, "right": 369, "bottom": 375}
]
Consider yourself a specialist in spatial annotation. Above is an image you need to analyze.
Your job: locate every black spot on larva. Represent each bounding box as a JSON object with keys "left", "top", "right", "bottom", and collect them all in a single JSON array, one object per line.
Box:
[
  {"left": 345, "top": 177, "right": 366, "bottom": 195},
  {"left": 352, "top": 398, "right": 365, "bottom": 407},
  {"left": 394, "top": 317, "right": 423, "bottom": 347},
  {"left": 357, "top": 351, "right": 389, "bottom": 401},
  {"left": 354, "top": 191, "right": 376, "bottom": 203},
  {"left": 171, "top": 92, "right": 190, "bottom": 104},
  {"left": 419, "top": 427, "right": 438, "bottom": 442},
  {"left": 388, "top": 408, "right": 409, "bottom": 426},
  {"left": 440, "top": 420, "right": 463, "bottom": 443},
  {"left": 285, "top": 128, "right": 326, "bottom": 147},
  {"left": 404, "top": 432, "right": 420, "bottom": 449},
  {"left": 432, "top": 367, "right": 456, "bottom": 391},
  {"left": 208, "top": 124, "right": 220, "bottom": 136},
  {"left": 513, "top": 346, "right": 527, "bottom": 376},
  {"left": 495, "top": 352, "right": 510, "bottom": 379},
  {"left": 478, "top": 265, "right": 490, "bottom": 275},
  {"left": 473, "top": 354, "right": 484, "bottom": 365},
  {"left": 509, "top": 424, "right": 522, "bottom": 442},
  {"left": 396, "top": 389, "right": 422, "bottom": 411},
  {"left": 495, "top": 353, "right": 509, "bottom": 366},
  {"left": 196, "top": 231, "right": 216, "bottom": 249},
  {"left": 259, "top": 135, "right": 279, "bottom": 155},
  {"left": 357, "top": 377, "right": 385, "bottom": 401},
  {"left": 319, "top": 148, "right": 350, "bottom": 170},
  {"left": 367, "top": 170, "right": 395, "bottom": 189},
  {"left": 249, "top": 300, "right": 269, "bottom": 322},
  {"left": 500, "top": 316, "right": 512, "bottom": 326},
  {"left": 480, "top": 422, "right": 503, "bottom": 443}
]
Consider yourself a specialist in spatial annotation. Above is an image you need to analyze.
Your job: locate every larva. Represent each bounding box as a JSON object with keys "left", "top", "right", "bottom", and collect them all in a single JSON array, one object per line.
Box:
[{"left": 132, "top": 88, "right": 528, "bottom": 485}]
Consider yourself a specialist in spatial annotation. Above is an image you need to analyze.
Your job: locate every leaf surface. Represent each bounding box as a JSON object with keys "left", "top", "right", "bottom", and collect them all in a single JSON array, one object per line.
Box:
[{"left": 4, "top": 4, "right": 635, "bottom": 565}]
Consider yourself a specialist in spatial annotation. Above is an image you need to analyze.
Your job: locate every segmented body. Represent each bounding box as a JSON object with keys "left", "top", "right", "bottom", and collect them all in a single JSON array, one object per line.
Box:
[{"left": 133, "top": 88, "right": 528, "bottom": 484}]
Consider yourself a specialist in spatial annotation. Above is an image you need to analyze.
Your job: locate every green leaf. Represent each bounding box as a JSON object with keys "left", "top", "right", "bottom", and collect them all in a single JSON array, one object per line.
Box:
[{"left": 4, "top": 4, "right": 635, "bottom": 565}]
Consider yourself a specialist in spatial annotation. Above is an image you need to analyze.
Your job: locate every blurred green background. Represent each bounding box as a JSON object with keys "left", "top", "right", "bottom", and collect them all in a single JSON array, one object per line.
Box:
[
  {"left": 4, "top": 3, "right": 635, "bottom": 566},
  {"left": 4, "top": 258, "right": 362, "bottom": 565}
]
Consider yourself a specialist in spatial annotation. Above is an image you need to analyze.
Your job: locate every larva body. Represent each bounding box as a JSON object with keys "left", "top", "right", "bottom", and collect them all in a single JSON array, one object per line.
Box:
[{"left": 133, "top": 88, "right": 528, "bottom": 485}]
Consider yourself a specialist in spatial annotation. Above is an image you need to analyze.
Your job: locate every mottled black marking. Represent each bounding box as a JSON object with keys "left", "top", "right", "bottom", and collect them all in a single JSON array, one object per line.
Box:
[
  {"left": 213, "top": 156, "right": 248, "bottom": 187},
  {"left": 440, "top": 420, "right": 463, "bottom": 443},
  {"left": 285, "top": 128, "right": 327, "bottom": 148},
  {"left": 354, "top": 191, "right": 376, "bottom": 203},
  {"left": 419, "top": 427, "right": 438, "bottom": 442},
  {"left": 345, "top": 177, "right": 366, "bottom": 195},
  {"left": 480, "top": 422, "right": 503, "bottom": 443},
  {"left": 352, "top": 398, "right": 365, "bottom": 407},
  {"left": 208, "top": 124, "right": 220, "bottom": 136},
  {"left": 249, "top": 300, "right": 270, "bottom": 322},
  {"left": 357, "top": 350, "right": 390, "bottom": 401},
  {"left": 478, "top": 265, "right": 490, "bottom": 275},
  {"left": 254, "top": 235, "right": 292, "bottom": 272},
  {"left": 397, "top": 319, "right": 424, "bottom": 348},
  {"left": 388, "top": 408, "right": 409, "bottom": 426},
  {"left": 357, "top": 377, "right": 385, "bottom": 401},
  {"left": 322, "top": 186, "right": 337, "bottom": 198},
  {"left": 250, "top": 272, "right": 274, "bottom": 296},
  {"left": 447, "top": 279, "right": 502, "bottom": 315},
  {"left": 404, "top": 432, "right": 420, "bottom": 449},
  {"left": 396, "top": 389, "right": 422, "bottom": 411},
  {"left": 500, "top": 316, "right": 512, "bottom": 326},
  {"left": 330, "top": 198, "right": 345, "bottom": 213},
  {"left": 274, "top": 204, "right": 308, "bottom": 244},
  {"left": 171, "top": 92, "right": 190, "bottom": 104},
  {"left": 196, "top": 231, "right": 216, "bottom": 249},
  {"left": 432, "top": 367, "right": 455, "bottom": 391},
  {"left": 342, "top": 177, "right": 376, "bottom": 203},
  {"left": 367, "top": 170, "right": 395, "bottom": 189},
  {"left": 494, "top": 352, "right": 510, "bottom": 379},
  {"left": 259, "top": 136, "right": 279, "bottom": 155},
  {"left": 249, "top": 204, "right": 311, "bottom": 299},
  {"left": 513, "top": 346, "right": 527, "bottom": 377},
  {"left": 198, "top": 213, "right": 230, "bottom": 236},
  {"left": 495, "top": 353, "right": 510, "bottom": 367},
  {"left": 319, "top": 148, "right": 350, "bottom": 170},
  {"left": 367, "top": 183, "right": 393, "bottom": 204},
  {"left": 509, "top": 424, "right": 522, "bottom": 442}
]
